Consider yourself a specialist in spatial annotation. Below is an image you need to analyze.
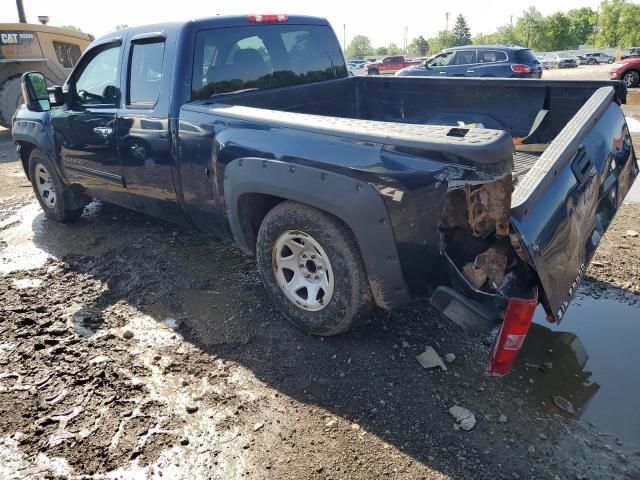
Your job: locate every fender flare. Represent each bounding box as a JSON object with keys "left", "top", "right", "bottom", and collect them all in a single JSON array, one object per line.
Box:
[
  {"left": 224, "top": 158, "right": 411, "bottom": 310},
  {"left": 12, "top": 114, "right": 59, "bottom": 178}
]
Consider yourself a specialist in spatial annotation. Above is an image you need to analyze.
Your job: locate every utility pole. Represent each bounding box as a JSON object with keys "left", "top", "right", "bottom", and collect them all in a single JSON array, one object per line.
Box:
[
  {"left": 343, "top": 24, "right": 346, "bottom": 52},
  {"left": 16, "top": 0, "right": 27, "bottom": 23},
  {"left": 445, "top": 12, "right": 450, "bottom": 32},
  {"left": 403, "top": 26, "right": 408, "bottom": 54},
  {"left": 510, "top": 14, "right": 513, "bottom": 27}
]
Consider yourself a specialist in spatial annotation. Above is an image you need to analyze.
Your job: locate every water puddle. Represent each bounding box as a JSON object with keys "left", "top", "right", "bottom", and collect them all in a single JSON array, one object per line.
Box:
[
  {"left": 0, "top": 203, "right": 49, "bottom": 274},
  {"left": 522, "top": 286, "right": 640, "bottom": 449}
]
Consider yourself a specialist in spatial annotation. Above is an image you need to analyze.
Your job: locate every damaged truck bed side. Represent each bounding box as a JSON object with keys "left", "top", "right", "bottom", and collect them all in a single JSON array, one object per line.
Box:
[{"left": 13, "top": 15, "right": 638, "bottom": 376}]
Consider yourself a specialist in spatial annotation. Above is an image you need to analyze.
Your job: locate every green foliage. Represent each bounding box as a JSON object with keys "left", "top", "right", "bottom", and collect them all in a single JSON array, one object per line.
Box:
[
  {"left": 387, "top": 43, "right": 402, "bottom": 55},
  {"left": 115, "top": 24, "right": 129, "bottom": 31},
  {"left": 567, "top": 8, "right": 596, "bottom": 46},
  {"left": 346, "top": 35, "right": 374, "bottom": 59},
  {"left": 60, "top": 25, "right": 82, "bottom": 32},
  {"left": 618, "top": 2, "right": 640, "bottom": 48},
  {"left": 452, "top": 14, "right": 472, "bottom": 46},
  {"left": 408, "top": 36, "right": 429, "bottom": 56},
  {"left": 428, "top": 31, "right": 456, "bottom": 53},
  {"left": 376, "top": 46, "right": 388, "bottom": 56}
]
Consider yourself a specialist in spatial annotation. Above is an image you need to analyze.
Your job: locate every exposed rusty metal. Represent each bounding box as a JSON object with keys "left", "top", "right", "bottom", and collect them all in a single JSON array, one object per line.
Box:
[
  {"left": 462, "top": 246, "right": 509, "bottom": 289},
  {"left": 475, "top": 247, "right": 509, "bottom": 286},
  {"left": 465, "top": 175, "right": 512, "bottom": 237},
  {"left": 462, "top": 262, "right": 488, "bottom": 289}
]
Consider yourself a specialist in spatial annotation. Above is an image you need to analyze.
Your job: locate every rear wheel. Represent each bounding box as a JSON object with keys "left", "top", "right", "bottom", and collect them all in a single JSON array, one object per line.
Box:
[
  {"left": 623, "top": 70, "right": 640, "bottom": 88},
  {"left": 28, "top": 149, "right": 88, "bottom": 222},
  {"left": 0, "top": 76, "right": 22, "bottom": 128},
  {"left": 367, "top": 69, "right": 379, "bottom": 75},
  {"left": 256, "top": 201, "right": 373, "bottom": 336}
]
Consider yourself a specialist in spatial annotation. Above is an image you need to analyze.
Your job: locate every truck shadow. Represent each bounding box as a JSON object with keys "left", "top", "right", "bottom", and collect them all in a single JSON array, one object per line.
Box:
[{"left": 26, "top": 200, "right": 638, "bottom": 478}]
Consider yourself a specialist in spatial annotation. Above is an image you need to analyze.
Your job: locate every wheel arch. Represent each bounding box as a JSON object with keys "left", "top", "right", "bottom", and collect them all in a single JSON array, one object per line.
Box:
[{"left": 224, "top": 158, "right": 411, "bottom": 309}]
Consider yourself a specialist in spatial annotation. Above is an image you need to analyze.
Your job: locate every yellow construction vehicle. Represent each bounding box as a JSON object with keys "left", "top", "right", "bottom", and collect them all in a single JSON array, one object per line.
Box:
[{"left": 0, "top": 4, "right": 92, "bottom": 127}]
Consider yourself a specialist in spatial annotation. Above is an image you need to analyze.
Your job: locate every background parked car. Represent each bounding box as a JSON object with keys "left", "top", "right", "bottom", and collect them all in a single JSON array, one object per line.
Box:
[
  {"left": 576, "top": 55, "right": 589, "bottom": 65},
  {"left": 610, "top": 57, "right": 640, "bottom": 87},
  {"left": 585, "top": 52, "right": 615, "bottom": 64},
  {"left": 364, "top": 55, "right": 422, "bottom": 75},
  {"left": 347, "top": 60, "right": 367, "bottom": 76},
  {"left": 544, "top": 52, "right": 578, "bottom": 68},
  {"left": 621, "top": 47, "right": 640, "bottom": 60},
  {"left": 395, "top": 45, "right": 542, "bottom": 79}
]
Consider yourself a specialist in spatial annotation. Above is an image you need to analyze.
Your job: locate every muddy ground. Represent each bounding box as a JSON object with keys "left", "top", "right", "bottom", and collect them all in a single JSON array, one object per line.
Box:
[{"left": 1, "top": 109, "right": 640, "bottom": 480}]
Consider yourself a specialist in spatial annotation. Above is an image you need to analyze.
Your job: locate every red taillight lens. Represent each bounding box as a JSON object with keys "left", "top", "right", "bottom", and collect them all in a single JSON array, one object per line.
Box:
[
  {"left": 511, "top": 64, "right": 531, "bottom": 74},
  {"left": 247, "top": 14, "right": 288, "bottom": 23},
  {"left": 486, "top": 288, "right": 538, "bottom": 377}
]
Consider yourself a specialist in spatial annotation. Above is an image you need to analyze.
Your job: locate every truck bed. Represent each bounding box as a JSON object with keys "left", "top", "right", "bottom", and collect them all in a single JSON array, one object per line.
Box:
[{"left": 210, "top": 75, "right": 625, "bottom": 179}]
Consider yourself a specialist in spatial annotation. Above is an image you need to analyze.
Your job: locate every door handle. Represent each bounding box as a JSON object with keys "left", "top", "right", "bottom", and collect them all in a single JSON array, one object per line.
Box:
[
  {"left": 93, "top": 126, "right": 113, "bottom": 138},
  {"left": 466, "top": 70, "right": 474, "bottom": 73},
  {"left": 439, "top": 71, "right": 447, "bottom": 74}
]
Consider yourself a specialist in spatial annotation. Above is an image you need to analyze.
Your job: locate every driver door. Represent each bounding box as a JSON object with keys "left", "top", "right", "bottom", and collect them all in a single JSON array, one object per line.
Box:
[{"left": 52, "top": 41, "right": 130, "bottom": 206}]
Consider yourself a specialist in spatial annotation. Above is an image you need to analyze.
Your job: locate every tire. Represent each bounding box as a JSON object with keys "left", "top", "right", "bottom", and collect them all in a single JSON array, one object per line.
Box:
[
  {"left": 28, "top": 148, "right": 87, "bottom": 222},
  {"left": 0, "top": 75, "right": 22, "bottom": 129},
  {"left": 256, "top": 201, "right": 373, "bottom": 336},
  {"left": 367, "top": 69, "right": 378, "bottom": 75},
  {"left": 623, "top": 70, "right": 640, "bottom": 88}
]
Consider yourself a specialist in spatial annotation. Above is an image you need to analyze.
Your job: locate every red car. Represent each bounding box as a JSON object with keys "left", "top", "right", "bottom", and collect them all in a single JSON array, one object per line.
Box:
[
  {"left": 609, "top": 58, "right": 640, "bottom": 87},
  {"left": 364, "top": 55, "right": 423, "bottom": 75}
]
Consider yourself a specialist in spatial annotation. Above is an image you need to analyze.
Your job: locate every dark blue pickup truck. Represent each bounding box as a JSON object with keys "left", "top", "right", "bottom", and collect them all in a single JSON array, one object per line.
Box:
[{"left": 12, "top": 15, "right": 638, "bottom": 375}]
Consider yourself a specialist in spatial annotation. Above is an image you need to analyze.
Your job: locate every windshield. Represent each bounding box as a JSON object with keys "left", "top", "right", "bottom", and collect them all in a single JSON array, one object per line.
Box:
[{"left": 192, "top": 24, "right": 347, "bottom": 99}]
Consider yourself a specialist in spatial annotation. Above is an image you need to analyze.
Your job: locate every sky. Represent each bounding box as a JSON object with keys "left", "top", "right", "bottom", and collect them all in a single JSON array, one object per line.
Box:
[{"left": 1, "top": 0, "right": 602, "bottom": 49}]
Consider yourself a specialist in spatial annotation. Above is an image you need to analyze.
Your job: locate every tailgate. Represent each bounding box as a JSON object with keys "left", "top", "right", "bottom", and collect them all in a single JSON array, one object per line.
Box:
[{"left": 510, "top": 86, "right": 638, "bottom": 322}]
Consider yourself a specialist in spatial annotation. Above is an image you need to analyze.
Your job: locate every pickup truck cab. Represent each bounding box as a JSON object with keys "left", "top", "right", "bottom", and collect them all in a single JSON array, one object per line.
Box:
[
  {"left": 364, "top": 55, "right": 421, "bottom": 75},
  {"left": 13, "top": 15, "right": 638, "bottom": 375}
]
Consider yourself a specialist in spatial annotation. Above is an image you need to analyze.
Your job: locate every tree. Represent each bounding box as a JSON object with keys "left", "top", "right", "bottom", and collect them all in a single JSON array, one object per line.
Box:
[
  {"left": 619, "top": 2, "right": 640, "bottom": 48},
  {"left": 408, "top": 36, "right": 429, "bottom": 56},
  {"left": 387, "top": 42, "right": 402, "bottom": 55},
  {"left": 376, "top": 46, "right": 388, "bottom": 56},
  {"left": 428, "top": 30, "right": 456, "bottom": 53},
  {"left": 60, "top": 25, "right": 83, "bottom": 32},
  {"left": 115, "top": 24, "right": 129, "bottom": 30},
  {"left": 567, "top": 8, "right": 596, "bottom": 47},
  {"left": 597, "top": 0, "right": 626, "bottom": 47},
  {"left": 544, "top": 12, "right": 573, "bottom": 50},
  {"left": 452, "top": 14, "right": 472, "bottom": 46},
  {"left": 345, "top": 35, "right": 373, "bottom": 59}
]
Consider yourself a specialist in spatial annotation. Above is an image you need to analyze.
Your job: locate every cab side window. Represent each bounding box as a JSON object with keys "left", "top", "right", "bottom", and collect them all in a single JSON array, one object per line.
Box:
[
  {"left": 453, "top": 50, "right": 476, "bottom": 65},
  {"left": 74, "top": 44, "right": 121, "bottom": 106},
  {"left": 128, "top": 41, "right": 165, "bottom": 107}
]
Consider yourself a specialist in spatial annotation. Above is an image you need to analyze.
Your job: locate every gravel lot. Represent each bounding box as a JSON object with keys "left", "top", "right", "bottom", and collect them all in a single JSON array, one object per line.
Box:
[{"left": 1, "top": 74, "right": 640, "bottom": 480}]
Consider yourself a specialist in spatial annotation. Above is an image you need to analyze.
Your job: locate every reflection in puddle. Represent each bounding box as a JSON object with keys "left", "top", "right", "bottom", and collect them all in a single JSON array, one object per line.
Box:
[{"left": 523, "top": 287, "right": 640, "bottom": 449}]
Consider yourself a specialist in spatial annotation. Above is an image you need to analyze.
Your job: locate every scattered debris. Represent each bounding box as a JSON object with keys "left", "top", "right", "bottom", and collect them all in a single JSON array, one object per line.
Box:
[
  {"left": 444, "top": 353, "right": 456, "bottom": 364},
  {"left": 185, "top": 402, "right": 199, "bottom": 414},
  {"left": 544, "top": 361, "right": 553, "bottom": 370},
  {"left": 325, "top": 419, "right": 337, "bottom": 429},
  {"left": 449, "top": 405, "right": 477, "bottom": 431},
  {"left": 122, "top": 330, "right": 134, "bottom": 340},
  {"left": 401, "top": 340, "right": 410, "bottom": 349},
  {"left": 462, "top": 263, "right": 488, "bottom": 289},
  {"left": 552, "top": 395, "right": 575, "bottom": 415},
  {"left": 253, "top": 422, "right": 264, "bottom": 432},
  {"left": 498, "top": 414, "right": 508, "bottom": 424},
  {"left": 528, "top": 445, "right": 536, "bottom": 454},
  {"left": 416, "top": 347, "right": 447, "bottom": 371},
  {"left": 625, "top": 229, "right": 639, "bottom": 238}
]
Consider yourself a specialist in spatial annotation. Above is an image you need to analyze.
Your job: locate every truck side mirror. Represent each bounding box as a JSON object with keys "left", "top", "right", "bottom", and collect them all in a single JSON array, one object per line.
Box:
[{"left": 21, "top": 72, "right": 51, "bottom": 112}]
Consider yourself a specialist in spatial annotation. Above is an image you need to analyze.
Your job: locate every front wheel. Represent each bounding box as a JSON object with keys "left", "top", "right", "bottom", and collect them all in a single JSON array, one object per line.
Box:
[
  {"left": 367, "top": 69, "right": 379, "bottom": 75},
  {"left": 256, "top": 201, "right": 373, "bottom": 336},
  {"left": 623, "top": 70, "right": 640, "bottom": 88},
  {"left": 28, "top": 149, "right": 88, "bottom": 222}
]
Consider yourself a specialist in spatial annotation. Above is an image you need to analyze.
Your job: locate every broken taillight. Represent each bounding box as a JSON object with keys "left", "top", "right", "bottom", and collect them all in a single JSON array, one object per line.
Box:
[
  {"left": 486, "top": 288, "right": 538, "bottom": 377},
  {"left": 247, "top": 14, "right": 288, "bottom": 23}
]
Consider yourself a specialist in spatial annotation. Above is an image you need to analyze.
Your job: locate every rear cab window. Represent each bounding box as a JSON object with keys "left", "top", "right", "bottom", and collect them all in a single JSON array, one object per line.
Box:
[
  {"left": 191, "top": 24, "right": 347, "bottom": 99},
  {"left": 128, "top": 40, "right": 165, "bottom": 107}
]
